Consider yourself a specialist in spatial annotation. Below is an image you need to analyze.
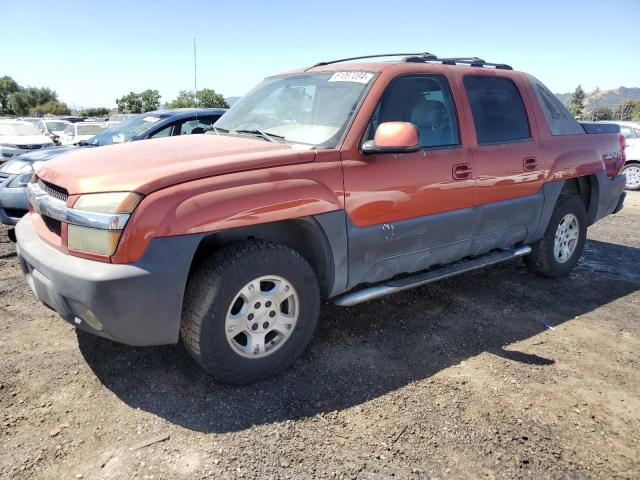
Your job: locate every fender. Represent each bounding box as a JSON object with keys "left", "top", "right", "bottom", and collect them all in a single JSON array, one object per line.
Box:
[
  {"left": 547, "top": 148, "right": 604, "bottom": 181},
  {"left": 112, "top": 159, "right": 344, "bottom": 264}
]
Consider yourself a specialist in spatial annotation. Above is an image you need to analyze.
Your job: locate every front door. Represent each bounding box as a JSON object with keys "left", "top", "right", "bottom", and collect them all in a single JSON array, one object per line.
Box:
[{"left": 342, "top": 73, "right": 476, "bottom": 287}]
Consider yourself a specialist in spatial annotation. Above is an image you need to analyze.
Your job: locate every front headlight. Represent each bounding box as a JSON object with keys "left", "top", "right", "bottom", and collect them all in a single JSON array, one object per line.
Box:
[
  {"left": 73, "top": 192, "right": 143, "bottom": 214},
  {"left": 0, "top": 159, "right": 32, "bottom": 175},
  {"left": 67, "top": 192, "right": 143, "bottom": 256}
]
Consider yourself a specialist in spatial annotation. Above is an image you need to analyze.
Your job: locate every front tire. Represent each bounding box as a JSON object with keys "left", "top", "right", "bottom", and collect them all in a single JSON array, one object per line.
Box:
[
  {"left": 621, "top": 163, "right": 640, "bottom": 191},
  {"left": 524, "top": 195, "right": 587, "bottom": 278},
  {"left": 181, "top": 240, "right": 320, "bottom": 384}
]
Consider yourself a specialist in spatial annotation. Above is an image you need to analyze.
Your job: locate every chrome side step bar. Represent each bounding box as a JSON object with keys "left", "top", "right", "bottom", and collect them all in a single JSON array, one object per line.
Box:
[{"left": 334, "top": 246, "right": 532, "bottom": 307}]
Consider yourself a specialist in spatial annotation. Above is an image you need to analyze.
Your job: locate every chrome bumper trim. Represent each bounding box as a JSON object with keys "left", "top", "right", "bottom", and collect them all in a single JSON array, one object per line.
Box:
[{"left": 27, "top": 182, "right": 130, "bottom": 230}]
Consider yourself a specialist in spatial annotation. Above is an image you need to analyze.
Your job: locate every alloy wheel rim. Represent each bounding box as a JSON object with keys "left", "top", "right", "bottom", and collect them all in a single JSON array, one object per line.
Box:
[
  {"left": 624, "top": 165, "right": 640, "bottom": 189},
  {"left": 553, "top": 213, "right": 579, "bottom": 264},
  {"left": 225, "top": 275, "right": 299, "bottom": 359}
]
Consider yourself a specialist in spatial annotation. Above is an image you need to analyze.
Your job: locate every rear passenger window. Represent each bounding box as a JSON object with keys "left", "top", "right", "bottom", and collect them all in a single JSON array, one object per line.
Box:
[
  {"left": 464, "top": 76, "right": 530, "bottom": 144},
  {"left": 530, "top": 77, "right": 585, "bottom": 136},
  {"left": 366, "top": 74, "right": 459, "bottom": 148}
]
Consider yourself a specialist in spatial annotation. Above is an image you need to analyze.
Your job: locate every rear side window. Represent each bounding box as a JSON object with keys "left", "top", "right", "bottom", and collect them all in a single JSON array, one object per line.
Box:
[
  {"left": 529, "top": 76, "right": 584, "bottom": 136},
  {"left": 464, "top": 76, "right": 530, "bottom": 144},
  {"left": 620, "top": 126, "right": 634, "bottom": 140}
]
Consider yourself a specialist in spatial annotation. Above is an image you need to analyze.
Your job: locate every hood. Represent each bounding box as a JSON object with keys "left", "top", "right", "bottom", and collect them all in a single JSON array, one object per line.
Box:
[
  {"left": 18, "top": 145, "right": 82, "bottom": 162},
  {"left": 0, "top": 135, "right": 54, "bottom": 146},
  {"left": 37, "top": 134, "right": 316, "bottom": 195}
]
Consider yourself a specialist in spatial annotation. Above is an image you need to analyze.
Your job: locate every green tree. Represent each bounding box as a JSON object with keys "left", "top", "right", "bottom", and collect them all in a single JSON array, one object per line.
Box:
[
  {"left": 140, "top": 89, "right": 161, "bottom": 112},
  {"left": 80, "top": 107, "right": 110, "bottom": 117},
  {"left": 166, "top": 90, "right": 197, "bottom": 108},
  {"left": 614, "top": 99, "right": 640, "bottom": 121},
  {"left": 7, "top": 91, "right": 32, "bottom": 116},
  {"left": 8, "top": 86, "right": 60, "bottom": 116},
  {"left": 0, "top": 76, "right": 20, "bottom": 115},
  {"left": 167, "top": 88, "right": 228, "bottom": 109},
  {"left": 592, "top": 105, "right": 613, "bottom": 121},
  {"left": 116, "top": 90, "right": 160, "bottom": 113},
  {"left": 568, "top": 85, "right": 586, "bottom": 118},
  {"left": 116, "top": 92, "right": 143, "bottom": 113},
  {"left": 29, "top": 100, "right": 70, "bottom": 116},
  {"left": 197, "top": 88, "right": 228, "bottom": 108}
]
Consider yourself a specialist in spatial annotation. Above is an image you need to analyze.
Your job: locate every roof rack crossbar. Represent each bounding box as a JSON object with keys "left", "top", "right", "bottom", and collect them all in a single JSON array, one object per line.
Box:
[{"left": 412, "top": 56, "right": 513, "bottom": 70}]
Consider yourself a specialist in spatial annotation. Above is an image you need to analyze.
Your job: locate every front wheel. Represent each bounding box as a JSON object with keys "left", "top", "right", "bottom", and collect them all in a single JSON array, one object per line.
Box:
[
  {"left": 621, "top": 163, "right": 640, "bottom": 191},
  {"left": 180, "top": 240, "right": 320, "bottom": 384},
  {"left": 524, "top": 195, "right": 587, "bottom": 278}
]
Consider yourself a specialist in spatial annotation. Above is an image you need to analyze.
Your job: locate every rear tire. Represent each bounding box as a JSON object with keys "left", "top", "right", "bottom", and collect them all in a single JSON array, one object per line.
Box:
[
  {"left": 524, "top": 195, "right": 587, "bottom": 278},
  {"left": 621, "top": 163, "right": 640, "bottom": 191},
  {"left": 180, "top": 240, "right": 320, "bottom": 384}
]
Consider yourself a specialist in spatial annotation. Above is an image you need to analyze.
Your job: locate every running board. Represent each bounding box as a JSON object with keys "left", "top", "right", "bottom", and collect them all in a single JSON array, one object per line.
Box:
[{"left": 334, "top": 246, "right": 532, "bottom": 307}]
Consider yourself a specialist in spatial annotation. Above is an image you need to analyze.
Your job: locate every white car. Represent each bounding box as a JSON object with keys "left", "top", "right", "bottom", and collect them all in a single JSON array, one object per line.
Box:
[
  {"left": 601, "top": 121, "right": 640, "bottom": 190},
  {"left": 0, "top": 120, "right": 55, "bottom": 163},
  {"left": 58, "top": 122, "right": 109, "bottom": 145},
  {"left": 36, "top": 119, "right": 72, "bottom": 145}
]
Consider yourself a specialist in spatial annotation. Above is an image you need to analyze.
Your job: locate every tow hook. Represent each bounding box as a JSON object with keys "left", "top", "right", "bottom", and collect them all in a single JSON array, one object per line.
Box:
[{"left": 7, "top": 228, "right": 16, "bottom": 243}]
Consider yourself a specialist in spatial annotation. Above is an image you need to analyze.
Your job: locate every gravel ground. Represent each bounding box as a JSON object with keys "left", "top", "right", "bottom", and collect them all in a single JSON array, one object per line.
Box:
[{"left": 1, "top": 192, "right": 639, "bottom": 480}]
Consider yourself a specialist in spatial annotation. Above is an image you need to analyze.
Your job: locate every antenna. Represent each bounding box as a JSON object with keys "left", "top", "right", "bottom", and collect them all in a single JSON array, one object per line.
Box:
[{"left": 193, "top": 38, "right": 198, "bottom": 119}]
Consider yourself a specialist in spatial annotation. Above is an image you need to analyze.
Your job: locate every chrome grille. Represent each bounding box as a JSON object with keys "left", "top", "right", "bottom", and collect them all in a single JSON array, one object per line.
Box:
[
  {"left": 38, "top": 179, "right": 69, "bottom": 203},
  {"left": 16, "top": 144, "right": 43, "bottom": 150}
]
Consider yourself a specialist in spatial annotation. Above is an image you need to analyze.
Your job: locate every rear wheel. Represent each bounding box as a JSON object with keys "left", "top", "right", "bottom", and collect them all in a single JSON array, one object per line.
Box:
[
  {"left": 524, "top": 195, "right": 587, "bottom": 278},
  {"left": 180, "top": 240, "right": 320, "bottom": 384},
  {"left": 621, "top": 163, "right": 640, "bottom": 191}
]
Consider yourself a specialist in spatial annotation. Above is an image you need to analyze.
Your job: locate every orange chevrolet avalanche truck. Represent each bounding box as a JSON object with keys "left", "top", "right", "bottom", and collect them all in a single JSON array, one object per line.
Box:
[{"left": 15, "top": 53, "right": 627, "bottom": 383}]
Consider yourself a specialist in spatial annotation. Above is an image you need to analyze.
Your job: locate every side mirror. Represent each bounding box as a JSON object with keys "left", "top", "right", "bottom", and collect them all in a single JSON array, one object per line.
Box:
[{"left": 362, "top": 122, "right": 420, "bottom": 154}]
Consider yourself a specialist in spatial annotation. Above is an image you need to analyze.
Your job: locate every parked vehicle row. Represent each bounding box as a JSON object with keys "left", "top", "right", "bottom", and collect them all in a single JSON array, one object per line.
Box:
[
  {"left": 13, "top": 53, "right": 627, "bottom": 384},
  {"left": 0, "top": 108, "right": 226, "bottom": 225},
  {"left": 0, "top": 121, "right": 55, "bottom": 161},
  {"left": 600, "top": 121, "right": 640, "bottom": 190}
]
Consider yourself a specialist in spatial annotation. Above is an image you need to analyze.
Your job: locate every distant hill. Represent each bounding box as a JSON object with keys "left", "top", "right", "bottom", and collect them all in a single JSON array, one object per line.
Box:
[{"left": 555, "top": 87, "right": 640, "bottom": 108}]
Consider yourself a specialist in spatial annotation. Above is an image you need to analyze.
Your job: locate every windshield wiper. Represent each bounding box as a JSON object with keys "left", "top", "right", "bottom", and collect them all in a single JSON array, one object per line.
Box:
[
  {"left": 234, "top": 129, "right": 285, "bottom": 143},
  {"left": 208, "top": 126, "right": 229, "bottom": 134}
]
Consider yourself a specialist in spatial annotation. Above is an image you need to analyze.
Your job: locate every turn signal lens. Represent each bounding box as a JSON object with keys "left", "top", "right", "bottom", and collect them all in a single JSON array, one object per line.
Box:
[{"left": 67, "top": 224, "right": 122, "bottom": 256}]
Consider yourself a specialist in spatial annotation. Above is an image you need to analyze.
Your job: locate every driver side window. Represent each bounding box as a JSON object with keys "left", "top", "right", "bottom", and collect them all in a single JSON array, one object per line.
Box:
[{"left": 366, "top": 74, "right": 459, "bottom": 148}]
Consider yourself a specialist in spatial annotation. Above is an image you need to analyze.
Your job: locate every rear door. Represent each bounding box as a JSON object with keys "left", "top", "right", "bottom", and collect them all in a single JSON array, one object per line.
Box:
[
  {"left": 462, "top": 75, "right": 545, "bottom": 250},
  {"left": 342, "top": 73, "right": 476, "bottom": 286}
]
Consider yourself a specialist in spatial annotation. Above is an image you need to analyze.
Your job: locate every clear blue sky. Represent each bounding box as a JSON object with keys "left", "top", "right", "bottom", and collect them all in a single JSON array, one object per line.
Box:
[{"left": 1, "top": 0, "right": 639, "bottom": 109}]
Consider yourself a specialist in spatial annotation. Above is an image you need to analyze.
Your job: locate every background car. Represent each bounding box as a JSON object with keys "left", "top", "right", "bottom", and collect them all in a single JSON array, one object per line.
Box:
[
  {"left": 58, "top": 122, "right": 109, "bottom": 145},
  {"left": 0, "top": 120, "right": 54, "bottom": 163},
  {"left": 599, "top": 121, "right": 640, "bottom": 190},
  {"left": 36, "top": 119, "right": 72, "bottom": 145},
  {"left": 0, "top": 108, "right": 227, "bottom": 225}
]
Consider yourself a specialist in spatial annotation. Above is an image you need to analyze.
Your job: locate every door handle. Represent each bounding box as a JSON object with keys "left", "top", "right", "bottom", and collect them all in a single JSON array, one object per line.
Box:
[
  {"left": 523, "top": 157, "right": 538, "bottom": 171},
  {"left": 452, "top": 163, "right": 472, "bottom": 180}
]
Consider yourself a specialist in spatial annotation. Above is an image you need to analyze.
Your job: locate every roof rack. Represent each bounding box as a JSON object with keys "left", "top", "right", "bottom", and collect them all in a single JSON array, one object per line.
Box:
[
  {"left": 310, "top": 52, "right": 436, "bottom": 68},
  {"left": 308, "top": 52, "right": 513, "bottom": 71}
]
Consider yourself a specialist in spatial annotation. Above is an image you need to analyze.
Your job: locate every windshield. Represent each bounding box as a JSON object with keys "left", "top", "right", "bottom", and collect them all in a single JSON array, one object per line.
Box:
[
  {"left": 45, "top": 121, "right": 69, "bottom": 132},
  {"left": 0, "top": 122, "right": 42, "bottom": 136},
  {"left": 86, "top": 113, "right": 169, "bottom": 146},
  {"left": 215, "top": 71, "right": 375, "bottom": 148},
  {"left": 77, "top": 124, "right": 107, "bottom": 136}
]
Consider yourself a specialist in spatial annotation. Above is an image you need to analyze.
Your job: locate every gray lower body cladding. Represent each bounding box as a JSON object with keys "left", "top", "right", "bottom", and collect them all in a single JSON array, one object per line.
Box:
[{"left": 15, "top": 216, "right": 203, "bottom": 346}]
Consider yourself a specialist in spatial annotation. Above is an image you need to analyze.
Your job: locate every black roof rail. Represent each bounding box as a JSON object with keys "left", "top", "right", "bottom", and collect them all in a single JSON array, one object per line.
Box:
[
  {"left": 306, "top": 53, "right": 513, "bottom": 71},
  {"left": 309, "top": 52, "right": 435, "bottom": 69},
  {"left": 408, "top": 55, "right": 513, "bottom": 70}
]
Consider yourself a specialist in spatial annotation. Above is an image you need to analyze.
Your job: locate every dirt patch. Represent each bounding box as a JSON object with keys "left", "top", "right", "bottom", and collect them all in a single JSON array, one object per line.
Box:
[{"left": 1, "top": 193, "right": 639, "bottom": 479}]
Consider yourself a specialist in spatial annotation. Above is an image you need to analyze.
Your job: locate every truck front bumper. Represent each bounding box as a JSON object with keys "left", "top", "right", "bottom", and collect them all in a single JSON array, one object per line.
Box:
[{"left": 16, "top": 216, "right": 203, "bottom": 346}]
